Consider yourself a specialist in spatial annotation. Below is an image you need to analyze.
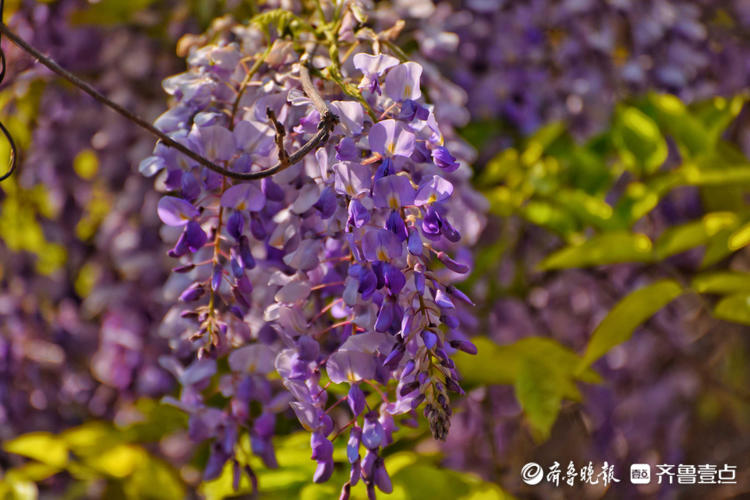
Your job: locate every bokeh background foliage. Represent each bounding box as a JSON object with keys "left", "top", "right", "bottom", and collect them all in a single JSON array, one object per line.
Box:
[{"left": 1, "top": 0, "right": 750, "bottom": 499}]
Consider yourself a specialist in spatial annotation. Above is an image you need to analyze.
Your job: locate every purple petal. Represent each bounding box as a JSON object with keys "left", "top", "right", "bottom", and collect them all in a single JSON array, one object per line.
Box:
[
  {"left": 193, "top": 124, "right": 236, "bottom": 162},
  {"left": 330, "top": 101, "right": 365, "bottom": 135},
  {"left": 353, "top": 53, "right": 399, "bottom": 77},
  {"left": 221, "top": 183, "right": 266, "bottom": 211},
  {"left": 348, "top": 199, "right": 371, "bottom": 228},
  {"left": 432, "top": 146, "right": 460, "bottom": 172},
  {"left": 313, "top": 459, "right": 334, "bottom": 483},
  {"left": 347, "top": 384, "right": 366, "bottom": 416},
  {"left": 184, "top": 220, "right": 207, "bottom": 252},
  {"left": 362, "top": 228, "right": 404, "bottom": 262},
  {"left": 311, "top": 432, "right": 334, "bottom": 462},
  {"left": 374, "top": 461, "right": 393, "bottom": 494},
  {"left": 372, "top": 175, "right": 416, "bottom": 209},
  {"left": 334, "top": 162, "right": 372, "bottom": 197},
  {"left": 157, "top": 196, "right": 199, "bottom": 226},
  {"left": 415, "top": 175, "right": 453, "bottom": 206},
  {"left": 407, "top": 229, "right": 423, "bottom": 255},
  {"left": 326, "top": 350, "right": 377, "bottom": 384},
  {"left": 385, "top": 62, "right": 423, "bottom": 101},
  {"left": 369, "top": 119, "right": 415, "bottom": 158},
  {"left": 361, "top": 416, "right": 385, "bottom": 450},
  {"left": 181, "top": 358, "right": 217, "bottom": 386},
  {"left": 347, "top": 426, "right": 362, "bottom": 464},
  {"left": 314, "top": 187, "right": 337, "bottom": 219},
  {"left": 227, "top": 211, "right": 244, "bottom": 240},
  {"left": 386, "top": 210, "right": 408, "bottom": 241}
]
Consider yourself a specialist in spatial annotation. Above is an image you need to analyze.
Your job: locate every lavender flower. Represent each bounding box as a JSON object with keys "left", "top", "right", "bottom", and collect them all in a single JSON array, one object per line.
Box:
[{"left": 140, "top": 6, "right": 486, "bottom": 494}]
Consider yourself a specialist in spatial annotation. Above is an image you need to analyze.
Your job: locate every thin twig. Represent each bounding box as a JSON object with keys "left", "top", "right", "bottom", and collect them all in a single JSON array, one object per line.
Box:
[
  {"left": 266, "top": 108, "right": 289, "bottom": 168},
  {"left": 0, "top": 0, "right": 18, "bottom": 182},
  {"left": 299, "top": 62, "right": 329, "bottom": 116},
  {"left": 0, "top": 22, "right": 338, "bottom": 181}
]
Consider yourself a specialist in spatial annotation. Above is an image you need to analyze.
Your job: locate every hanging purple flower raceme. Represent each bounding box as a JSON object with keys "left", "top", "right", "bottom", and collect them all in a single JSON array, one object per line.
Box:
[{"left": 140, "top": 5, "right": 486, "bottom": 495}]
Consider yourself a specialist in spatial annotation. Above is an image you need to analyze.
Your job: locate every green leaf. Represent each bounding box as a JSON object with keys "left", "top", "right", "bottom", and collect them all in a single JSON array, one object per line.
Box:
[
  {"left": 701, "top": 225, "right": 741, "bottom": 268},
  {"left": 478, "top": 148, "right": 519, "bottom": 187},
  {"left": 678, "top": 163, "right": 750, "bottom": 186},
  {"left": 389, "top": 452, "right": 513, "bottom": 500},
  {"left": 520, "top": 122, "right": 567, "bottom": 165},
  {"left": 514, "top": 359, "right": 562, "bottom": 441},
  {"left": 70, "top": 0, "right": 157, "bottom": 25},
  {"left": 3, "top": 432, "right": 69, "bottom": 468},
  {"left": 539, "top": 232, "right": 653, "bottom": 270},
  {"left": 0, "top": 477, "right": 37, "bottom": 500},
  {"left": 614, "top": 106, "right": 668, "bottom": 174},
  {"left": 61, "top": 422, "right": 121, "bottom": 457},
  {"left": 83, "top": 444, "right": 144, "bottom": 478},
  {"left": 250, "top": 9, "right": 313, "bottom": 36},
  {"left": 522, "top": 200, "right": 578, "bottom": 236},
  {"left": 691, "top": 95, "right": 745, "bottom": 146},
  {"left": 654, "top": 212, "right": 739, "bottom": 259},
  {"left": 124, "top": 455, "right": 186, "bottom": 500},
  {"left": 644, "top": 93, "right": 710, "bottom": 156},
  {"left": 579, "top": 280, "right": 684, "bottom": 369},
  {"left": 1, "top": 462, "right": 60, "bottom": 483},
  {"left": 455, "top": 337, "right": 600, "bottom": 441},
  {"left": 456, "top": 337, "right": 600, "bottom": 388},
  {"left": 692, "top": 272, "right": 750, "bottom": 295},
  {"left": 124, "top": 399, "right": 189, "bottom": 442},
  {"left": 728, "top": 222, "right": 750, "bottom": 251},
  {"left": 554, "top": 189, "right": 614, "bottom": 229},
  {"left": 713, "top": 293, "right": 750, "bottom": 326}
]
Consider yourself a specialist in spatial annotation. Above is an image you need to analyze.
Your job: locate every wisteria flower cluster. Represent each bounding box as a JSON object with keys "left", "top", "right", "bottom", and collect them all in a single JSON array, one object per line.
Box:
[{"left": 139, "top": 7, "right": 485, "bottom": 496}]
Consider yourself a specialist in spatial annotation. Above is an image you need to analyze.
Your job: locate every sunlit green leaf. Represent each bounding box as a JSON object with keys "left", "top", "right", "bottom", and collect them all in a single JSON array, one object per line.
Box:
[
  {"left": 579, "top": 280, "right": 683, "bottom": 369},
  {"left": 83, "top": 444, "right": 144, "bottom": 478},
  {"left": 520, "top": 122, "right": 566, "bottom": 166},
  {"left": 728, "top": 221, "right": 750, "bottom": 251},
  {"left": 654, "top": 212, "right": 739, "bottom": 259},
  {"left": 124, "top": 455, "right": 186, "bottom": 500},
  {"left": 456, "top": 337, "right": 600, "bottom": 388},
  {"left": 251, "top": 8, "right": 313, "bottom": 36},
  {"left": 701, "top": 225, "right": 742, "bottom": 268},
  {"left": 1, "top": 462, "right": 60, "bottom": 483},
  {"left": 515, "top": 359, "right": 562, "bottom": 441},
  {"left": 713, "top": 293, "right": 750, "bottom": 326},
  {"left": 691, "top": 95, "right": 745, "bottom": 146},
  {"left": 678, "top": 163, "right": 750, "bottom": 186},
  {"left": 456, "top": 337, "right": 599, "bottom": 441},
  {"left": 479, "top": 148, "right": 519, "bottom": 187},
  {"left": 71, "top": 0, "right": 157, "bottom": 25},
  {"left": 692, "top": 272, "right": 750, "bottom": 295},
  {"left": 539, "top": 232, "right": 652, "bottom": 270},
  {"left": 555, "top": 189, "right": 614, "bottom": 229},
  {"left": 613, "top": 106, "right": 668, "bottom": 174},
  {"left": 125, "top": 399, "right": 189, "bottom": 442},
  {"left": 3, "top": 432, "right": 69, "bottom": 468},
  {"left": 61, "top": 422, "right": 120, "bottom": 457},
  {"left": 522, "top": 200, "right": 577, "bottom": 236},
  {"left": 643, "top": 93, "right": 709, "bottom": 156}
]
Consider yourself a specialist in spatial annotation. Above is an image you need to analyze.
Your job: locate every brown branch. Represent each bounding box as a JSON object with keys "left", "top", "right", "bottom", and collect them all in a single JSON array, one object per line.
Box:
[
  {"left": 266, "top": 108, "right": 289, "bottom": 168},
  {"left": 0, "top": 0, "right": 18, "bottom": 182},
  {"left": 0, "top": 22, "right": 338, "bottom": 181}
]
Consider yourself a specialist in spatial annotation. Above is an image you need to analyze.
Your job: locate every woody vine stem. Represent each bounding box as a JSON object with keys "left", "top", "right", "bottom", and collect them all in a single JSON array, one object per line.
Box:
[{"left": 0, "top": 9, "right": 337, "bottom": 183}]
